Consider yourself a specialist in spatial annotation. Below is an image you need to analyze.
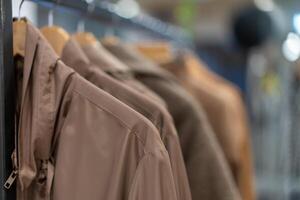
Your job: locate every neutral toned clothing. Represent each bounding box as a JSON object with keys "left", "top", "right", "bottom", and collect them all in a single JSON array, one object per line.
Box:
[
  {"left": 80, "top": 42, "right": 166, "bottom": 107},
  {"left": 16, "top": 22, "right": 178, "bottom": 200},
  {"left": 161, "top": 52, "right": 255, "bottom": 200},
  {"left": 61, "top": 39, "right": 192, "bottom": 200},
  {"left": 103, "top": 41, "right": 241, "bottom": 200}
]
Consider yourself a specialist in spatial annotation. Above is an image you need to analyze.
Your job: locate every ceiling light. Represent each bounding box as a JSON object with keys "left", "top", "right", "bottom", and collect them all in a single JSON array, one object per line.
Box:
[
  {"left": 293, "top": 14, "right": 300, "bottom": 35},
  {"left": 282, "top": 32, "right": 300, "bottom": 62},
  {"left": 115, "top": 0, "right": 140, "bottom": 19},
  {"left": 254, "top": 0, "right": 275, "bottom": 12}
]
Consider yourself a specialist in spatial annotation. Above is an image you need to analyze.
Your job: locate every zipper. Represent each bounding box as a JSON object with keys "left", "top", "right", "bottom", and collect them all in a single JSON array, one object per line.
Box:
[
  {"left": 4, "top": 150, "right": 18, "bottom": 189},
  {"left": 4, "top": 112, "right": 19, "bottom": 190},
  {"left": 4, "top": 169, "right": 18, "bottom": 189},
  {"left": 4, "top": 55, "right": 22, "bottom": 190}
]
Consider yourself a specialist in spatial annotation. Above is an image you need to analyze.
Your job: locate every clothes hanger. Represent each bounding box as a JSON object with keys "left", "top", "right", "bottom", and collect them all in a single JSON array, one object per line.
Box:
[
  {"left": 101, "top": 13, "right": 121, "bottom": 45},
  {"left": 73, "top": 1, "right": 98, "bottom": 46},
  {"left": 101, "top": 35, "right": 120, "bottom": 46},
  {"left": 73, "top": 32, "right": 99, "bottom": 46},
  {"left": 40, "top": 0, "right": 70, "bottom": 56},
  {"left": 183, "top": 52, "right": 237, "bottom": 90},
  {"left": 13, "top": 0, "right": 26, "bottom": 57},
  {"left": 184, "top": 53, "right": 218, "bottom": 83},
  {"left": 135, "top": 42, "right": 174, "bottom": 64}
]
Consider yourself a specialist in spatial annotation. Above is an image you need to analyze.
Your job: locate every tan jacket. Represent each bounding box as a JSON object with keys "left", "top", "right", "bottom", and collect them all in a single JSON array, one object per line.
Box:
[
  {"left": 103, "top": 41, "right": 241, "bottom": 200},
  {"left": 161, "top": 52, "right": 256, "bottom": 200},
  {"left": 79, "top": 42, "right": 166, "bottom": 107},
  {"left": 61, "top": 38, "right": 192, "bottom": 200},
  {"left": 16, "top": 22, "right": 178, "bottom": 200}
]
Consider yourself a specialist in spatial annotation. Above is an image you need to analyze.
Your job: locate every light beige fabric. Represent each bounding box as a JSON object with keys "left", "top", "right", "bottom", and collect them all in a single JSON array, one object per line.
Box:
[
  {"left": 61, "top": 39, "right": 192, "bottom": 200},
  {"left": 16, "top": 22, "right": 178, "bottom": 200},
  {"left": 103, "top": 41, "right": 241, "bottom": 200},
  {"left": 161, "top": 52, "right": 256, "bottom": 200},
  {"left": 80, "top": 42, "right": 166, "bottom": 107}
]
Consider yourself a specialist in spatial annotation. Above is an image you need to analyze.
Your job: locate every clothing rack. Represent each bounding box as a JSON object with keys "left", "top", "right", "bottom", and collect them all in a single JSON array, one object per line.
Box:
[
  {"left": 0, "top": 0, "right": 191, "bottom": 199},
  {"left": 31, "top": 0, "right": 192, "bottom": 46}
]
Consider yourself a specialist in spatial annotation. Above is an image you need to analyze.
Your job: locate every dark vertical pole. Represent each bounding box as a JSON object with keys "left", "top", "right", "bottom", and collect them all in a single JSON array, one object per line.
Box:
[{"left": 0, "top": 0, "right": 16, "bottom": 199}]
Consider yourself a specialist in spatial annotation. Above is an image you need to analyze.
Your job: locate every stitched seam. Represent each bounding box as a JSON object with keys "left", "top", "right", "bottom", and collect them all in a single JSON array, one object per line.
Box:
[
  {"left": 160, "top": 116, "right": 167, "bottom": 141},
  {"left": 111, "top": 89, "right": 156, "bottom": 123},
  {"left": 72, "top": 89, "right": 149, "bottom": 149},
  {"left": 130, "top": 130, "right": 146, "bottom": 147},
  {"left": 73, "top": 89, "right": 132, "bottom": 130}
]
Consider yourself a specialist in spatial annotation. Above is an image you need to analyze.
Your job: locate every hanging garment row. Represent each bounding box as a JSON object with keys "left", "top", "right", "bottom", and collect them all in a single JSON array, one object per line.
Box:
[{"left": 8, "top": 7, "right": 255, "bottom": 199}]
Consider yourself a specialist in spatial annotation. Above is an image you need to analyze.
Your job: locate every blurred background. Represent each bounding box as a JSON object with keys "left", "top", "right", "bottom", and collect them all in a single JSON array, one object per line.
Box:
[{"left": 13, "top": 0, "right": 300, "bottom": 199}]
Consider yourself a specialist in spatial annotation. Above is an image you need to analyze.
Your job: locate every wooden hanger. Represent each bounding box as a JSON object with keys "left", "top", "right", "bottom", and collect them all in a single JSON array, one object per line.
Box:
[
  {"left": 134, "top": 42, "right": 174, "bottom": 64},
  {"left": 185, "top": 52, "right": 234, "bottom": 88},
  {"left": 13, "top": 19, "right": 27, "bottom": 57},
  {"left": 40, "top": 26, "right": 70, "bottom": 56},
  {"left": 73, "top": 32, "right": 99, "bottom": 46},
  {"left": 101, "top": 35, "right": 121, "bottom": 46}
]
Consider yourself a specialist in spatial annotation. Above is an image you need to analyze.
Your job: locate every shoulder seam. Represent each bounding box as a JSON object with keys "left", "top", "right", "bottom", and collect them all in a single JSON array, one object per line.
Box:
[
  {"left": 73, "top": 89, "right": 132, "bottom": 130},
  {"left": 72, "top": 88, "right": 152, "bottom": 149}
]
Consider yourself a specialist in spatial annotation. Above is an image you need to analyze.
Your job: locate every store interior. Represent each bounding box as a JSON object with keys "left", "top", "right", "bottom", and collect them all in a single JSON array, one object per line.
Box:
[{"left": 8, "top": 0, "right": 300, "bottom": 199}]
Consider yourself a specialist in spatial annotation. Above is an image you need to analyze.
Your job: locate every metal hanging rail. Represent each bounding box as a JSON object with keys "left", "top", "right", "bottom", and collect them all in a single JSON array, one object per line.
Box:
[{"left": 30, "top": 0, "right": 192, "bottom": 46}]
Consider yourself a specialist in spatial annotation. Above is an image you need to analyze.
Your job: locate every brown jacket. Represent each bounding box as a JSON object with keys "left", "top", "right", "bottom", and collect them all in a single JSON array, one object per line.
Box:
[
  {"left": 61, "top": 38, "right": 192, "bottom": 200},
  {"left": 161, "top": 53, "right": 255, "bottom": 200},
  {"left": 103, "top": 41, "right": 241, "bottom": 200},
  {"left": 16, "top": 22, "right": 178, "bottom": 200},
  {"left": 79, "top": 42, "right": 166, "bottom": 107}
]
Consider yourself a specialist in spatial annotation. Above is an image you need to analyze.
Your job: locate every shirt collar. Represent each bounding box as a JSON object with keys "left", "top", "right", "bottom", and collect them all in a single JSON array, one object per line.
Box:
[
  {"left": 81, "top": 42, "right": 129, "bottom": 74},
  {"left": 21, "top": 20, "right": 59, "bottom": 105},
  {"left": 103, "top": 41, "right": 175, "bottom": 80},
  {"left": 20, "top": 20, "right": 39, "bottom": 105},
  {"left": 61, "top": 38, "right": 91, "bottom": 77}
]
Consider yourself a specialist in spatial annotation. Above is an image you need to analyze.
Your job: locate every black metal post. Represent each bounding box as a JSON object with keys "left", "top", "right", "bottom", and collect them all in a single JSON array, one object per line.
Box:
[{"left": 0, "top": 0, "right": 16, "bottom": 199}]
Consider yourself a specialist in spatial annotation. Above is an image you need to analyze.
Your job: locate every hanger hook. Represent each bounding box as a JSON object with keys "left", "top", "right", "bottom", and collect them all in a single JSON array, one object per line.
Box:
[
  {"left": 77, "top": 0, "right": 96, "bottom": 32},
  {"left": 48, "top": 9, "right": 54, "bottom": 26},
  {"left": 47, "top": 0, "right": 61, "bottom": 26},
  {"left": 77, "top": 19, "right": 85, "bottom": 32},
  {"left": 18, "top": 0, "right": 25, "bottom": 19},
  {"left": 87, "top": 0, "right": 96, "bottom": 28},
  {"left": 87, "top": 0, "right": 96, "bottom": 17}
]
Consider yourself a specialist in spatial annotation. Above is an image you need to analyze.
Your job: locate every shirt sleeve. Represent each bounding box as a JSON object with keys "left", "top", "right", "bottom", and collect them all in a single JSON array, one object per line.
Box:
[{"left": 128, "top": 150, "right": 178, "bottom": 200}]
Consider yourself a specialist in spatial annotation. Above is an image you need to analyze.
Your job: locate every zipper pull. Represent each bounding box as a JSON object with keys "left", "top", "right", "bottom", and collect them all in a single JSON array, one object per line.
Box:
[
  {"left": 4, "top": 170, "right": 18, "bottom": 189},
  {"left": 4, "top": 150, "right": 18, "bottom": 189}
]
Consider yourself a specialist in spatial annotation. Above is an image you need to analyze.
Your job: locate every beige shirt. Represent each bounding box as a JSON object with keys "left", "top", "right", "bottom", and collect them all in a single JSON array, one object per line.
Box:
[
  {"left": 103, "top": 41, "right": 241, "bottom": 200},
  {"left": 161, "top": 53, "right": 255, "bottom": 200},
  {"left": 16, "top": 22, "right": 178, "bottom": 200},
  {"left": 61, "top": 38, "right": 192, "bottom": 200},
  {"left": 79, "top": 42, "right": 166, "bottom": 107}
]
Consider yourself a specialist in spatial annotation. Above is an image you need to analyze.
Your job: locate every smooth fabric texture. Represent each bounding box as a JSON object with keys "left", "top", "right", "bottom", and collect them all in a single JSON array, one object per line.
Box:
[
  {"left": 61, "top": 38, "right": 192, "bottom": 200},
  {"left": 103, "top": 41, "right": 241, "bottom": 200},
  {"left": 186, "top": 53, "right": 255, "bottom": 200},
  {"left": 16, "top": 22, "right": 178, "bottom": 200},
  {"left": 79, "top": 42, "right": 166, "bottom": 107},
  {"left": 161, "top": 52, "right": 256, "bottom": 200}
]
